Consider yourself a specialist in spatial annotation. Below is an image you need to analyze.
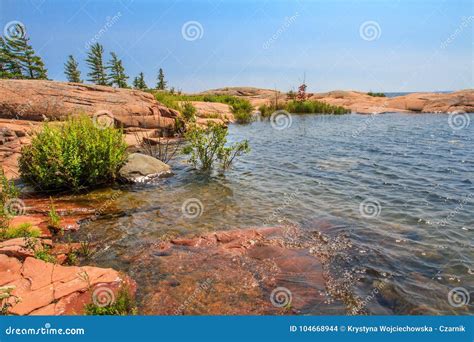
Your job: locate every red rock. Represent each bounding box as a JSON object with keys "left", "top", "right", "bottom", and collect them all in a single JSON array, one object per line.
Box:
[
  {"left": 137, "top": 227, "right": 326, "bottom": 315},
  {"left": 22, "top": 257, "right": 54, "bottom": 290},
  {"left": 0, "top": 254, "right": 22, "bottom": 285},
  {"left": 9, "top": 283, "right": 55, "bottom": 315},
  {"left": 0, "top": 237, "right": 39, "bottom": 259},
  {"left": 1, "top": 256, "right": 134, "bottom": 316},
  {"left": 0, "top": 80, "right": 179, "bottom": 124}
]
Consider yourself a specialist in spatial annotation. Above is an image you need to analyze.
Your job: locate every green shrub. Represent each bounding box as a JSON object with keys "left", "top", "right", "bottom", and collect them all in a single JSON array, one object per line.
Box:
[
  {"left": 0, "top": 168, "right": 19, "bottom": 222},
  {"left": 180, "top": 101, "right": 197, "bottom": 123},
  {"left": 19, "top": 116, "right": 127, "bottom": 191},
  {"left": 286, "top": 100, "right": 349, "bottom": 114},
  {"left": 47, "top": 198, "right": 61, "bottom": 229},
  {"left": 231, "top": 100, "right": 253, "bottom": 124},
  {"left": 367, "top": 91, "right": 386, "bottom": 97},
  {"left": 183, "top": 123, "right": 250, "bottom": 171},
  {"left": 85, "top": 287, "right": 137, "bottom": 315},
  {"left": 34, "top": 245, "right": 56, "bottom": 263},
  {"left": 258, "top": 100, "right": 348, "bottom": 116},
  {"left": 154, "top": 91, "right": 254, "bottom": 123},
  {"left": 0, "top": 223, "right": 41, "bottom": 241},
  {"left": 258, "top": 103, "right": 285, "bottom": 117}
]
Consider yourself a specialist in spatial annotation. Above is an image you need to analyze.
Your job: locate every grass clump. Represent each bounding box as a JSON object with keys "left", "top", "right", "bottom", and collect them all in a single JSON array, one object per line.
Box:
[
  {"left": 0, "top": 168, "right": 20, "bottom": 227},
  {"left": 85, "top": 287, "right": 137, "bottom": 315},
  {"left": 183, "top": 123, "right": 250, "bottom": 171},
  {"left": 367, "top": 91, "right": 386, "bottom": 97},
  {"left": 47, "top": 198, "right": 61, "bottom": 230},
  {"left": 154, "top": 91, "right": 255, "bottom": 124},
  {"left": 34, "top": 245, "right": 56, "bottom": 263},
  {"left": 258, "top": 100, "right": 349, "bottom": 116},
  {"left": 285, "top": 100, "right": 350, "bottom": 114},
  {"left": 19, "top": 116, "right": 127, "bottom": 191},
  {"left": 0, "top": 223, "right": 41, "bottom": 241}
]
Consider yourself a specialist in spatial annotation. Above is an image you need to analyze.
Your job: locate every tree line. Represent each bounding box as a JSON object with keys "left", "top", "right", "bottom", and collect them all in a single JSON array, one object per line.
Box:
[
  {"left": 0, "top": 25, "right": 168, "bottom": 91},
  {"left": 66, "top": 42, "right": 167, "bottom": 91}
]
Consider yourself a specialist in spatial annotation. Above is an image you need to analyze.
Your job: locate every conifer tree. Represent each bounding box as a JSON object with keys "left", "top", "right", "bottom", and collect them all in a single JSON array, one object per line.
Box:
[
  {"left": 0, "top": 36, "right": 47, "bottom": 79},
  {"left": 156, "top": 68, "right": 167, "bottom": 90},
  {"left": 133, "top": 72, "right": 147, "bottom": 90},
  {"left": 85, "top": 43, "right": 107, "bottom": 85},
  {"left": 64, "top": 55, "right": 82, "bottom": 83},
  {"left": 107, "top": 52, "right": 128, "bottom": 88}
]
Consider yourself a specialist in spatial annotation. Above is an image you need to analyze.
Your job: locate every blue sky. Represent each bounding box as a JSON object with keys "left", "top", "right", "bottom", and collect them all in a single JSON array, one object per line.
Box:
[{"left": 1, "top": 0, "right": 472, "bottom": 92}]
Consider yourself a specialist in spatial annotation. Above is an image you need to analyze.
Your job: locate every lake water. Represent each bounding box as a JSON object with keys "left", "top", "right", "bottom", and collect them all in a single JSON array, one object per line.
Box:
[{"left": 74, "top": 113, "right": 473, "bottom": 315}]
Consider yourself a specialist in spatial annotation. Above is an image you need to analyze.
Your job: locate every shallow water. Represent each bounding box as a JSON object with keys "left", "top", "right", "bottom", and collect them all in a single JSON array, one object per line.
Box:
[{"left": 73, "top": 113, "right": 473, "bottom": 315}]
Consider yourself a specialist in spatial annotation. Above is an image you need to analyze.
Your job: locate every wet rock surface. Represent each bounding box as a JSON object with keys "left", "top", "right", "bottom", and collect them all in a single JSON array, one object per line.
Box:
[{"left": 133, "top": 227, "right": 328, "bottom": 315}]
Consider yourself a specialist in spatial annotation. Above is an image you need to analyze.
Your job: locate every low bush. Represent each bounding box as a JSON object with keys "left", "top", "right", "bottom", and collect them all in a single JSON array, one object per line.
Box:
[
  {"left": 258, "top": 100, "right": 348, "bottom": 116},
  {"left": 19, "top": 116, "right": 127, "bottom": 191},
  {"left": 183, "top": 123, "right": 250, "bottom": 171},
  {"left": 285, "top": 100, "right": 349, "bottom": 114},
  {"left": 231, "top": 99, "right": 253, "bottom": 124},
  {"left": 154, "top": 91, "right": 255, "bottom": 124},
  {"left": 0, "top": 169, "right": 19, "bottom": 228},
  {"left": 367, "top": 91, "right": 386, "bottom": 97},
  {"left": 180, "top": 101, "right": 197, "bottom": 123}
]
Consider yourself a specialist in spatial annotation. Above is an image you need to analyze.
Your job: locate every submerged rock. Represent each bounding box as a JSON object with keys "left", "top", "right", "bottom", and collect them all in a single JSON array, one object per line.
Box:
[
  {"left": 134, "top": 227, "right": 327, "bottom": 315},
  {"left": 119, "top": 153, "right": 172, "bottom": 182}
]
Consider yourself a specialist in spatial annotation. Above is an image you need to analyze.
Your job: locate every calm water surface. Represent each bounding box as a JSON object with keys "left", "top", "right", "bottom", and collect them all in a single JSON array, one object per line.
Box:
[{"left": 74, "top": 113, "right": 473, "bottom": 315}]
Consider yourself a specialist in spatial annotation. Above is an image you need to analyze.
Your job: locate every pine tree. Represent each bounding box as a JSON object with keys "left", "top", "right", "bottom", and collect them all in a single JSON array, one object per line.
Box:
[
  {"left": 133, "top": 72, "right": 147, "bottom": 90},
  {"left": 85, "top": 43, "right": 107, "bottom": 85},
  {"left": 156, "top": 68, "right": 167, "bottom": 90},
  {"left": 107, "top": 52, "right": 128, "bottom": 88},
  {"left": 0, "top": 36, "right": 47, "bottom": 79},
  {"left": 64, "top": 55, "right": 82, "bottom": 83},
  {"left": 0, "top": 37, "right": 13, "bottom": 79}
]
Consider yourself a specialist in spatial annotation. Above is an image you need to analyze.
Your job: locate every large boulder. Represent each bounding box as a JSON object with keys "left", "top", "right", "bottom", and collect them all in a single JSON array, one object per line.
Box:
[
  {"left": 0, "top": 79, "right": 180, "bottom": 128},
  {"left": 119, "top": 153, "right": 172, "bottom": 182}
]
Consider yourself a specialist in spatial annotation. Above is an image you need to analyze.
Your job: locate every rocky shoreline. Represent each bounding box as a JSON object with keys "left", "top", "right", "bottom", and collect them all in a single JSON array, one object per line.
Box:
[
  {"left": 0, "top": 196, "right": 135, "bottom": 315},
  {"left": 1, "top": 80, "right": 472, "bottom": 316}
]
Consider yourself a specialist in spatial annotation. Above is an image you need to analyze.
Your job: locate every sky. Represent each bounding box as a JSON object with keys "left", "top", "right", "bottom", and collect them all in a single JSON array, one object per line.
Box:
[{"left": 1, "top": 0, "right": 473, "bottom": 93}]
